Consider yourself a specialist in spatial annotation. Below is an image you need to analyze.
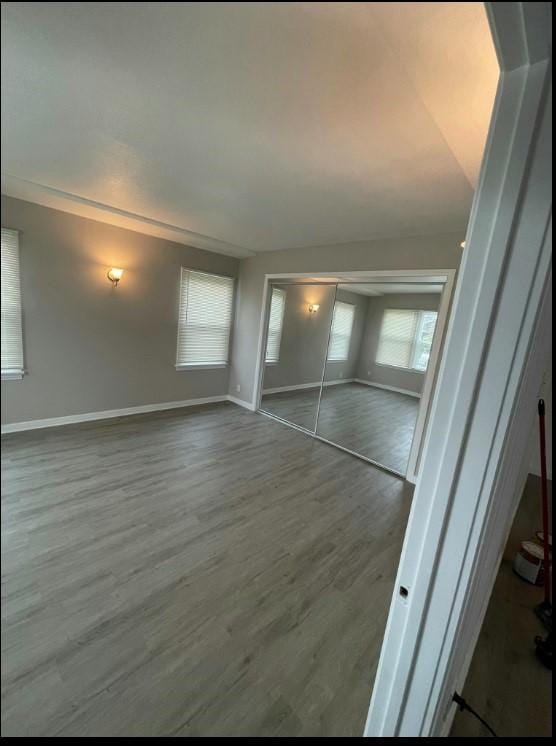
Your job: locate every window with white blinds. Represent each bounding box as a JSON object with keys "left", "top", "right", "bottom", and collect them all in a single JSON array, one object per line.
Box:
[
  {"left": 176, "top": 269, "right": 234, "bottom": 367},
  {"left": 1, "top": 228, "right": 24, "bottom": 379},
  {"left": 327, "top": 301, "right": 355, "bottom": 361},
  {"left": 376, "top": 308, "right": 438, "bottom": 372},
  {"left": 265, "top": 287, "right": 286, "bottom": 364}
]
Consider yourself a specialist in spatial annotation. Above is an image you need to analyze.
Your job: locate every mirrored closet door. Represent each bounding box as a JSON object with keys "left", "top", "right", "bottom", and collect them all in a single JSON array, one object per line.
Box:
[
  {"left": 258, "top": 277, "right": 445, "bottom": 478},
  {"left": 316, "top": 283, "right": 442, "bottom": 475},
  {"left": 259, "top": 283, "right": 336, "bottom": 432}
]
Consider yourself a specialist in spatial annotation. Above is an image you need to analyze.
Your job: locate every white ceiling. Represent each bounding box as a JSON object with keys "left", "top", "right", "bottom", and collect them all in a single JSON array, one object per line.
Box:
[
  {"left": 1, "top": 2, "right": 499, "bottom": 257},
  {"left": 338, "top": 282, "right": 443, "bottom": 296}
]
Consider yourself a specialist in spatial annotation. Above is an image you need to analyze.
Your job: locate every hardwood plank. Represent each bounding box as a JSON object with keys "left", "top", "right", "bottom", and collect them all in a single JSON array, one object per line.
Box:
[
  {"left": 1, "top": 402, "right": 412, "bottom": 737},
  {"left": 261, "top": 386, "right": 321, "bottom": 432}
]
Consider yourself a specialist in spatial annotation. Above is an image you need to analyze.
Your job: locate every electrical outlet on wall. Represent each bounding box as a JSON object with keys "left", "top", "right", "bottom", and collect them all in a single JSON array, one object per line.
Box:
[
  {"left": 339, "top": 372, "right": 344, "bottom": 378},
  {"left": 236, "top": 384, "right": 241, "bottom": 393}
]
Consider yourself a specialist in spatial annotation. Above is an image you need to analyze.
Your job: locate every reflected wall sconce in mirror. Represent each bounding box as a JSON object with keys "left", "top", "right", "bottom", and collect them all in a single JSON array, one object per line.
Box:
[
  {"left": 308, "top": 303, "right": 320, "bottom": 314},
  {"left": 107, "top": 267, "right": 124, "bottom": 287}
]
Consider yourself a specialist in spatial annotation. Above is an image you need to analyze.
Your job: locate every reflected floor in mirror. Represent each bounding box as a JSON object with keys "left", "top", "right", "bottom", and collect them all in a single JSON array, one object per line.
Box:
[
  {"left": 260, "top": 386, "right": 321, "bottom": 432},
  {"left": 317, "top": 383, "right": 419, "bottom": 474},
  {"left": 263, "top": 383, "right": 419, "bottom": 475}
]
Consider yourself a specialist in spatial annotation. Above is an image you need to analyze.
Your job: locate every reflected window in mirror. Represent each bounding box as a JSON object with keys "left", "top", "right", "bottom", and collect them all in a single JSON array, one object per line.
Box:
[
  {"left": 265, "top": 287, "right": 286, "bottom": 364},
  {"left": 376, "top": 309, "right": 438, "bottom": 372},
  {"left": 327, "top": 301, "right": 355, "bottom": 362}
]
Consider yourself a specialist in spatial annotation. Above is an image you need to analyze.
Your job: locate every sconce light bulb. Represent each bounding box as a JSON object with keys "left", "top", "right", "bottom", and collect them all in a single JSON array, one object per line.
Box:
[
  {"left": 107, "top": 267, "right": 124, "bottom": 286},
  {"left": 309, "top": 303, "right": 320, "bottom": 314}
]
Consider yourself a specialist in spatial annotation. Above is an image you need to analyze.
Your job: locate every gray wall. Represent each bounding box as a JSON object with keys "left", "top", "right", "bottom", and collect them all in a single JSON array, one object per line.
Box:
[
  {"left": 356, "top": 293, "right": 442, "bottom": 395},
  {"left": 262, "top": 285, "right": 369, "bottom": 390},
  {"left": 1, "top": 197, "right": 239, "bottom": 425},
  {"left": 229, "top": 234, "right": 463, "bottom": 405}
]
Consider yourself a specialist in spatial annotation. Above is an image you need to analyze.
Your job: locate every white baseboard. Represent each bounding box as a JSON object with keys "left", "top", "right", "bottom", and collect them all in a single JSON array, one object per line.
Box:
[
  {"left": 0, "top": 380, "right": 422, "bottom": 435},
  {"left": 227, "top": 395, "right": 256, "bottom": 411},
  {"left": 1, "top": 395, "right": 231, "bottom": 434},
  {"left": 262, "top": 381, "right": 321, "bottom": 395},
  {"left": 529, "top": 467, "right": 553, "bottom": 481},
  {"left": 323, "top": 378, "right": 355, "bottom": 387},
  {"left": 262, "top": 378, "right": 354, "bottom": 395},
  {"left": 354, "top": 379, "right": 421, "bottom": 399}
]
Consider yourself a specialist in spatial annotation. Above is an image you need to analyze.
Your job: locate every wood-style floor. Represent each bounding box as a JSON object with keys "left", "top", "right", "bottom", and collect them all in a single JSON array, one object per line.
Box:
[
  {"left": 261, "top": 386, "right": 321, "bottom": 432},
  {"left": 1, "top": 402, "right": 412, "bottom": 737},
  {"left": 450, "top": 475, "right": 552, "bottom": 738},
  {"left": 261, "top": 383, "right": 420, "bottom": 474}
]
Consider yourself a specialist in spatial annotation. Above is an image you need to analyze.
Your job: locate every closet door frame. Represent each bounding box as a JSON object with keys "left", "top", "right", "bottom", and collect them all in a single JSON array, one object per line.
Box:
[{"left": 253, "top": 269, "right": 456, "bottom": 483}]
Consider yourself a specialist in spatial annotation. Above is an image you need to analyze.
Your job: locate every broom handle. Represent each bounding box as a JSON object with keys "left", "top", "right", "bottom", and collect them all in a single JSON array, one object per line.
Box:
[{"left": 538, "top": 399, "right": 551, "bottom": 605}]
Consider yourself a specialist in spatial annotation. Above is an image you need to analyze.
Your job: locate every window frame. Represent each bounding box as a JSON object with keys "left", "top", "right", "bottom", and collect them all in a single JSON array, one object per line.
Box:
[
  {"left": 411, "top": 310, "right": 438, "bottom": 372},
  {"left": 1, "top": 227, "right": 25, "bottom": 381},
  {"left": 175, "top": 267, "right": 235, "bottom": 371},
  {"left": 375, "top": 308, "right": 438, "bottom": 374}
]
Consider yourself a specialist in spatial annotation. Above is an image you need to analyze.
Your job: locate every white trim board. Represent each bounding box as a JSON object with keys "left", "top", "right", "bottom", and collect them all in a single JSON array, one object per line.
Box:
[
  {"left": 227, "top": 395, "right": 257, "bottom": 411},
  {"left": 0, "top": 395, "right": 244, "bottom": 434},
  {"left": 354, "top": 379, "right": 421, "bottom": 399},
  {"left": 1, "top": 371, "right": 24, "bottom": 381},
  {"left": 262, "top": 378, "right": 354, "bottom": 395},
  {"left": 1, "top": 173, "right": 254, "bottom": 259},
  {"left": 529, "top": 465, "right": 553, "bottom": 481},
  {"left": 364, "top": 7, "right": 552, "bottom": 735},
  {"left": 405, "top": 269, "right": 455, "bottom": 483},
  {"left": 262, "top": 381, "right": 322, "bottom": 395},
  {"left": 260, "top": 270, "right": 453, "bottom": 282}
]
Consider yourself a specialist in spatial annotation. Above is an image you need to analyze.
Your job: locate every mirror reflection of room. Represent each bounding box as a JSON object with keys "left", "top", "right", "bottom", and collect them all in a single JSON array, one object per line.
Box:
[
  {"left": 317, "top": 283, "right": 442, "bottom": 475},
  {"left": 259, "top": 278, "right": 444, "bottom": 478},
  {"left": 260, "top": 283, "right": 335, "bottom": 431}
]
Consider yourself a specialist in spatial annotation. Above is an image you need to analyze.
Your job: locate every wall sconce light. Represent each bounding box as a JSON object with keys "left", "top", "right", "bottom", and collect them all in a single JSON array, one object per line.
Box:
[
  {"left": 308, "top": 303, "right": 320, "bottom": 314},
  {"left": 460, "top": 241, "right": 466, "bottom": 249},
  {"left": 107, "top": 267, "right": 124, "bottom": 287}
]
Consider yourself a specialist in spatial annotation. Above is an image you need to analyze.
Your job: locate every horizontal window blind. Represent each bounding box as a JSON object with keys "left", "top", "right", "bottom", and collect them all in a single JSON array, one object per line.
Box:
[
  {"left": 376, "top": 309, "right": 418, "bottom": 369},
  {"left": 265, "top": 287, "right": 286, "bottom": 363},
  {"left": 376, "top": 308, "right": 438, "bottom": 371},
  {"left": 176, "top": 269, "right": 234, "bottom": 366},
  {"left": 327, "top": 301, "right": 355, "bottom": 361},
  {"left": 1, "top": 228, "right": 24, "bottom": 376}
]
